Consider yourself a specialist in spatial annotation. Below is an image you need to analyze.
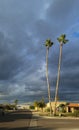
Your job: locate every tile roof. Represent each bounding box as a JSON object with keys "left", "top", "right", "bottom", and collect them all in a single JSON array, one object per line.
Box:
[{"left": 68, "top": 103, "right": 79, "bottom": 107}]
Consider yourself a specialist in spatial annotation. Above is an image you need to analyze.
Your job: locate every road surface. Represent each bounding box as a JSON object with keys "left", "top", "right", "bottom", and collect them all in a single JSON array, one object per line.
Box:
[
  {"left": 29, "top": 112, "right": 79, "bottom": 130},
  {"left": 36, "top": 116, "right": 79, "bottom": 130},
  {"left": 0, "top": 110, "right": 32, "bottom": 130},
  {"left": 0, "top": 110, "right": 79, "bottom": 130}
]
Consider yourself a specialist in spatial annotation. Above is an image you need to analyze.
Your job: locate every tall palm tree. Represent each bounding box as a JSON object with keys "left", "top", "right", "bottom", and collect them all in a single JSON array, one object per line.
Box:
[
  {"left": 54, "top": 34, "right": 68, "bottom": 116},
  {"left": 14, "top": 99, "right": 18, "bottom": 106},
  {"left": 45, "top": 39, "right": 54, "bottom": 116}
]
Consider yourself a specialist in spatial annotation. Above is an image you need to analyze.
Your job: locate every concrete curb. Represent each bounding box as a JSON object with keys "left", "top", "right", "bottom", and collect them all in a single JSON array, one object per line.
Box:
[
  {"left": 39, "top": 115, "right": 79, "bottom": 120},
  {"left": 32, "top": 112, "right": 79, "bottom": 120}
]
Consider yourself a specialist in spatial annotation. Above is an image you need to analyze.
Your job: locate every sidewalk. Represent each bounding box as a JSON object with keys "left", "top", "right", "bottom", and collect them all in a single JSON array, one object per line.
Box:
[
  {"left": 32, "top": 111, "right": 79, "bottom": 120},
  {"left": 39, "top": 115, "right": 79, "bottom": 120}
]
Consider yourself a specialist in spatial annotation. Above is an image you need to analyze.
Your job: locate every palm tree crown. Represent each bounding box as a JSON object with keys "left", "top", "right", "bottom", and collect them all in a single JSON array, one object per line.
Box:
[
  {"left": 45, "top": 39, "right": 54, "bottom": 48},
  {"left": 57, "top": 34, "right": 68, "bottom": 44}
]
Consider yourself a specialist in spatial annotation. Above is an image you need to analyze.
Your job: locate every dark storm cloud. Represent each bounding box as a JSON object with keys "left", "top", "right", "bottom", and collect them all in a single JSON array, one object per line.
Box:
[
  {"left": 0, "top": 0, "right": 79, "bottom": 103},
  {"left": 45, "top": 0, "right": 79, "bottom": 37},
  {"left": 0, "top": 32, "right": 18, "bottom": 80},
  {"left": 0, "top": 31, "right": 31, "bottom": 81},
  {"left": 47, "top": 0, "right": 75, "bottom": 21}
]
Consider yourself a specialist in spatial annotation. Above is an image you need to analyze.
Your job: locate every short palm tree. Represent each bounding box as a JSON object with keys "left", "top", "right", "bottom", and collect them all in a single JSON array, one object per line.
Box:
[
  {"left": 54, "top": 34, "right": 68, "bottom": 115},
  {"left": 45, "top": 39, "right": 54, "bottom": 116},
  {"left": 14, "top": 99, "right": 18, "bottom": 106}
]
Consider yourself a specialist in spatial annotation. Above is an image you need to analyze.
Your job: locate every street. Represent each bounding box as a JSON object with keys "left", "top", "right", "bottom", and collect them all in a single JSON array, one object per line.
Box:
[
  {"left": 36, "top": 116, "right": 79, "bottom": 130},
  {"left": 0, "top": 110, "right": 79, "bottom": 130},
  {"left": 30, "top": 113, "right": 79, "bottom": 130},
  {"left": 0, "top": 110, "right": 32, "bottom": 130}
]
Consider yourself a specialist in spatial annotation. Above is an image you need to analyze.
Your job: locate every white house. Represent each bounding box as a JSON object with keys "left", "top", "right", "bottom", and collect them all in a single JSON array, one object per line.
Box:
[{"left": 17, "top": 103, "right": 30, "bottom": 110}]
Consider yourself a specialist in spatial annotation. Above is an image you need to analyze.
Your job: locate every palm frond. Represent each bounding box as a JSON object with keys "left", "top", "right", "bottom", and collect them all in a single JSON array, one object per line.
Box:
[
  {"left": 57, "top": 34, "right": 69, "bottom": 44},
  {"left": 45, "top": 39, "right": 54, "bottom": 47}
]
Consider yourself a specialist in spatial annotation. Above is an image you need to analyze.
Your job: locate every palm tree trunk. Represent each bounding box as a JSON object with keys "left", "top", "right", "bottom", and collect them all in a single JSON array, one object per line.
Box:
[
  {"left": 46, "top": 47, "right": 52, "bottom": 116},
  {"left": 54, "top": 42, "right": 63, "bottom": 116}
]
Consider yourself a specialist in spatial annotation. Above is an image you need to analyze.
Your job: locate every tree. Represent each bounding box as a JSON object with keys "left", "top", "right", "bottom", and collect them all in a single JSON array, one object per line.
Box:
[
  {"left": 14, "top": 99, "right": 18, "bottom": 109},
  {"left": 14, "top": 99, "right": 18, "bottom": 106},
  {"left": 54, "top": 34, "right": 68, "bottom": 115},
  {"left": 34, "top": 101, "right": 39, "bottom": 111},
  {"left": 38, "top": 98, "right": 46, "bottom": 112},
  {"left": 29, "top": 105, "right": 35, "bottom": 110},
  {"left": 58, "top": 104, "right": 65, "bottom": 113},
  {"left": 45, "top": 39, "right": 54, "bottom": 116}
]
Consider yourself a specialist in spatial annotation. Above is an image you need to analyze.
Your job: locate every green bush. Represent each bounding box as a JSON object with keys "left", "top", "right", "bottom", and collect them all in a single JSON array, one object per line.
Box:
[
  {"left": 65, "top": 110, "right": 79, "bottom": 117},
  {"left": 29, "top": 105, "right": 35, "bottom": 110},
  {"left": 73, "top": 110, "right": 79, "bottom": 117},
  {"left": 45, "top": 107, "right": 53, "bottom": 112},
  {"left": 46, "top": 107, "right": 50, "bottom": 112}
]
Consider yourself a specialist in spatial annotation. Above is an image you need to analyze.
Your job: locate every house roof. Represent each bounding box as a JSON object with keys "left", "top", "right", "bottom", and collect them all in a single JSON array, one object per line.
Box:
[{"left": 68, "top": 103, "right": 79, "bottom": 107}]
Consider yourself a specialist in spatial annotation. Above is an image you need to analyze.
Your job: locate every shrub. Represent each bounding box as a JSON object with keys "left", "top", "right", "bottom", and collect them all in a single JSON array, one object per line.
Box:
[
  {"left": 73, "top": 110, "right": 79, "bottom": 117},
  {"left": 29, "top": 105, "right": 35, "bottom": 110},
  {"left": 45, "top": 107, "right": 53, "bottom": 112}
]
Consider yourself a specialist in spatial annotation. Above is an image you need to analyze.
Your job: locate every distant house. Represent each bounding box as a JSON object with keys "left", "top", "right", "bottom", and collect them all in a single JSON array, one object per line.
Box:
[
  {"left": 66, "top": 103, "right": 79, "bottom": 113},
  {"left": 46, "top": 102, "right": 79, "bottom": 113},
  {"left": 17, "top": 104, "right": 30, "bottom": 110},
  {"left": 46, "top": 101, "right": 66, "bottom": 111}
]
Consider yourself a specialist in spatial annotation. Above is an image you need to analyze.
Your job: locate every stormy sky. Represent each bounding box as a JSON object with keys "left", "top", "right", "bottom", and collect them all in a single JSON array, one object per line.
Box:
[{"left": 0, "top": 0, "right": 79, "bottom": 104}]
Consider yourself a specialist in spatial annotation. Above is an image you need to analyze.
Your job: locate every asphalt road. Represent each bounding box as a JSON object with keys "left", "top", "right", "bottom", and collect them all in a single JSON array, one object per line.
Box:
[
  {"left": 0, "top": 110, "right": 79, "bottom": 130},
  {"left": 0, "top": 110, "right": 32, "bottom": 130},
  {"left": 29, "top": 112, "right": 79, "bottom": 130},
  {"left": 36, "top": 117, "right": 79, "bottom": 130}
]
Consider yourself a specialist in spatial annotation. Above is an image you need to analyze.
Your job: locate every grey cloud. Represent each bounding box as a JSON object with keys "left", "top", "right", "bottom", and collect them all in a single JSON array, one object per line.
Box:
[
  {"left": 45, "top": 0, "right": 79, "bottom": 36},
  {"left": 0, "top": 32, "right": 28, "bottom": 80},
  {"left": 0, "top": 0, "right": 79, "bottom": 103},
  {"left": 47, "top": 0, "right": 75, "bottom": 22}
]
